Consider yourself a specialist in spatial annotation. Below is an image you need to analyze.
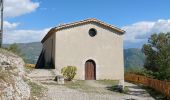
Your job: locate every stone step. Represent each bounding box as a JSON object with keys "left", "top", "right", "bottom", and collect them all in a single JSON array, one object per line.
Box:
[
  {"left": 38, "top": 80, "right": 58, "bottom": 85},
  {"left": 30, "top": 76, "right": 56, "bottom": 81},
  {"left": 28, "top": 69, "right": 58, "bottom": 77}
]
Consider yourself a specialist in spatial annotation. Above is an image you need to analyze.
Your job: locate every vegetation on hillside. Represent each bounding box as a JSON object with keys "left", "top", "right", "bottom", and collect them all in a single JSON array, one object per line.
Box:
[
  {"left": 124, "top": 48, "right": 145, "bottom": 68},
  {"left": 142, "top": 32, "right": 170, "bottom": 80},
  {"left": 3, "top": 42, "right": 42, "bottom": 64},
  {"left": 24, "top": 78, "right": 47, "bottom": 100},
  {"left": 126, "top": 32, "right": 170, "bottom": 81},
  {"left": 3, "top": 43, "right": 22, "bottom": 56},
  {"left": 3, "top": 42, "right": 146, "bottom": 69}
]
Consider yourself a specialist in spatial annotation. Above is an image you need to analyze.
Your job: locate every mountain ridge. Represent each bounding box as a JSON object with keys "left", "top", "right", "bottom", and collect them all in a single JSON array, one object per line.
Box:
[{"left": 3, "top": 42, "right": 145, "bottom": 68}]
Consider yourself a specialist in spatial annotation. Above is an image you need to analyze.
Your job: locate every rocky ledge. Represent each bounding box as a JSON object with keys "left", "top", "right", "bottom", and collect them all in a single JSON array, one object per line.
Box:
[{"left": 0, "top": 48, "right": 30, "bottom": 100}]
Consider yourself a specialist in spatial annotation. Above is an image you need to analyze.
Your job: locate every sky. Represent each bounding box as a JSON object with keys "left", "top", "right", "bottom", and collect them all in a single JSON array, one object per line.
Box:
[{"left": 2, "top": 0, "right": 170, "bottom": 48}]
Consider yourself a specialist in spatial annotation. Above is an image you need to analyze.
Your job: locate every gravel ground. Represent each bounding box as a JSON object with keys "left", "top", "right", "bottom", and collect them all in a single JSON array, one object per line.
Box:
[
  {"left": 41, "top": 83, "right": 155, "bottom": 100},
  {"left": 29, "top": 69, "right": 155, "bottom": 100}
]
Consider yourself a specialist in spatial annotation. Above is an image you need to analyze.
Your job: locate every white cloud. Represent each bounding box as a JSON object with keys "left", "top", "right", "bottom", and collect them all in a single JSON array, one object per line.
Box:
[
  {"left": 3, "top": 21, "right": 19, "bottom": 30},
  {"left": 151, "top": 19, "right": 170, "bottom": 33},
  {"left": 0, "top": 0, "right": 48, "bottom": 44},
  {"left": 122, "top": 19, "right": 170, "bottom": 44},
  {"left": 4, "top": 0, "right": 39, "bottom": 18},
  {"left": 3, "top": 27, "right": 50, "bottom": 44},
  {"left": 2, "top": 19, "right": 170, "bottom": 48}
]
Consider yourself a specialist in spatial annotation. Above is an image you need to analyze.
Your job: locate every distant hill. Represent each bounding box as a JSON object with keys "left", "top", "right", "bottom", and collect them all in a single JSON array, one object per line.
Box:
[
  {"left": 124, "top": 48, "right": 145, "bottom": 68},
  {"left": 3, "top": 42, "right": 42, "bottom": 64},
  {"left": 3, "top": 42, "right": 145, "bottom": 68}
]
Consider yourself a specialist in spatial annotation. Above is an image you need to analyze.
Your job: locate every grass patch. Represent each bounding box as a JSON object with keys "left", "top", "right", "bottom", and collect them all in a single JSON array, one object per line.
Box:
[
  {"left": 64, "top": 80, "right": 122, "bottom": 94},
  {"left": 64, "top": 80, "right": 103, "bottom": 93},
  {"left": 64, "top": 80, "right": 88, "bottom": 89},
  {"left": 25, "top": 78, "right": 47, "bottom": 100},
  {"left": 96, "top": 80, "right": 119, "bottom": 86}
]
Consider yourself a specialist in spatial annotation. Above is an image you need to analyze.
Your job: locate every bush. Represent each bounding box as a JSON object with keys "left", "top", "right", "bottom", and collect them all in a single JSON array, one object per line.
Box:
[
  {"left": 61, "top": 66, "right": 77, "bottom": 81},
  {"left": 25, "top": 64, "right": 35, "bottom": 68},
  {"left": 125, "top": 67, "right": 144, "bottom": 75},
  {"left": 125, "top": 67, "right": 154, "bottom": 78}
]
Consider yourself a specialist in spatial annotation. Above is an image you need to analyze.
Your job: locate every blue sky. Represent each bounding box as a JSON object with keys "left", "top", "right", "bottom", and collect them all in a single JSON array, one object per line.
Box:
[{"left": 2, "top": 0, "right": 170, "bottom": 48}]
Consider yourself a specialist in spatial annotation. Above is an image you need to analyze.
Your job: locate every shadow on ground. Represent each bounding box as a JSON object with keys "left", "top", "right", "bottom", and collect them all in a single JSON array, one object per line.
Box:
[
  {"left": 106, "top": 85, "right": 124, "bottom": 93},
  {"left": 107, "top": 84, "right": 160, "bottom": 98},
  {"left": 107, "top": 83, "right": 168, "bottom": 100},
  {"left": 141, "top": 86, "right": 168, "bottom": 100}
]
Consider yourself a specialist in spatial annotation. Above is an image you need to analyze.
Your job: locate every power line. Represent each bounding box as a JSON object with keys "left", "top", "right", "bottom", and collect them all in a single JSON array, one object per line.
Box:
[{"left": 0, "top": 0, "right": 3, "bottom": 47}]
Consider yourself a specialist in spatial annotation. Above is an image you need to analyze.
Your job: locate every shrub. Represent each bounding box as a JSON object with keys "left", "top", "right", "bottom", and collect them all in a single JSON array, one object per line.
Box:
[
  {"left": 25, "top": 63, "right": 35, "bottom": 68},
  {"left": 125, "top": 67, "right": 154, "bottom": 78},
  {"left": 61, "top": 66, "right": 77, "bottom": 81}
]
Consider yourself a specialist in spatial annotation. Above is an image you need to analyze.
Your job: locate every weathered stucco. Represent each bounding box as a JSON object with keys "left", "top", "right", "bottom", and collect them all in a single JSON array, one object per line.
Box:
[{"left": 40, "top": 21, "right": 124, "bottom": 80}]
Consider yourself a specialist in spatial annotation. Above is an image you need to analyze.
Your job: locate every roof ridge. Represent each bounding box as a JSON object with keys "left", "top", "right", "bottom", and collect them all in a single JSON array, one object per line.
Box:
[
  {"left": 55, "top": 18, "right": 97, "bottom": 28},
  {"left": 41, "top": 18, "right": 125, "bottom": 43}
]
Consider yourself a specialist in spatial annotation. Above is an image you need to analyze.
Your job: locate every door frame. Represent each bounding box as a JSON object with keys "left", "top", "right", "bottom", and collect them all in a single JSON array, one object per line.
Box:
[{"left": 85, "top": 59, "right": 96, "bottom": 80}]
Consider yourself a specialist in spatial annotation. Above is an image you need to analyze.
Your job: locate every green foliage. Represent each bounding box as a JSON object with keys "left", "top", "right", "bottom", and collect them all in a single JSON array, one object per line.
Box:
[
  {"left": 125, "top": 67, "right": 154, "bottom": 78},
  {"left": 64, "top": 80, "right": 86, "bottom": 89},
  {"left": 61, "top": 66, "right": 77, "bottom": 81},
  {"left": 3, "top": 42, "right": 42, "bottom": 64},
  {"left": 5, "top": 43, "right": 27, "bottom": 62},
  {"left": 3, "top": 43, "right": 25, "bottom": 58},
  {"left": 25, "top": 78, "right": 47, "bottom": 100},
  {"left": 125, "top": 66, "right": 142, "bottom": 74},
  {"left": 142, "top": 32, "right": 170, "bottom": 80},
  {"left": 96, "top": 80, "right": 118, "bottom": 86},
  {"left": 8, "top": 43, "right": 21, "bottom": 55}
]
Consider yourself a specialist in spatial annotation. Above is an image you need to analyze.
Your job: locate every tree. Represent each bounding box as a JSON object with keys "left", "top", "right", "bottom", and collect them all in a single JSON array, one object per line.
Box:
[{"left": 142, "top": 32, "right": 170, "bottom": 80}]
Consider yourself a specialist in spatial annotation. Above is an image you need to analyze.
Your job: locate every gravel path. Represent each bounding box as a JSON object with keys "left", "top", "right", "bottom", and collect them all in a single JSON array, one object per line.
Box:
[
  {"left": 125, "top": 82, "right": 152, "bottom": 98},
  {"left": 42, "top": 85, "right": 123, "bottom": 100},
  {"left": 41, "top": 83, "right": 155, "bottom": 100},
  {"left": 40, "top": 81, "right": 155, "bottom": 100},
  {"left": 29, "top": 69, "right": 155, "bottom": 100}
]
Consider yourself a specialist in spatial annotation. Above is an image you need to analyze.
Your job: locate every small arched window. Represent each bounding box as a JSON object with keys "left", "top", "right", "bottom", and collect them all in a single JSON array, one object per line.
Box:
[{"left": 89, "top": 28, "right": 97, "bottom": 37}]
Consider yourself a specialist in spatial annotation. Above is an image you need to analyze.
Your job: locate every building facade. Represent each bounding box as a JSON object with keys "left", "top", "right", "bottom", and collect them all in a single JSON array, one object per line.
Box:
[{"left": 36, "top": 18, "right": 125, "bottom": 80}]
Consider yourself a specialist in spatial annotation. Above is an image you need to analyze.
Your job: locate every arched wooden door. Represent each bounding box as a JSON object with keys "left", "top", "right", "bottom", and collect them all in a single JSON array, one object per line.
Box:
[{"left": 85, "top": 60, "right": 96, "bottom": 80}]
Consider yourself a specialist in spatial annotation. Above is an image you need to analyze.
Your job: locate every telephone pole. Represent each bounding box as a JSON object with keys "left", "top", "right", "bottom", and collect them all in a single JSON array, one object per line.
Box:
[{"left": 0, "top": 0, "right": 3, "bottom": 47}]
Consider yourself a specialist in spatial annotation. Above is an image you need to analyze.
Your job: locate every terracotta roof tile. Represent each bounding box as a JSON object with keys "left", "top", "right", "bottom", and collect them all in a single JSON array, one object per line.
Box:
[{"left": 41, "top": 18, "right": 125, "bottom": 43}]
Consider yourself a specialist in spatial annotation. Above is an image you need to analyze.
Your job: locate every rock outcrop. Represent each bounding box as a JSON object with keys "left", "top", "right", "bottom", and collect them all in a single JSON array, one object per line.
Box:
[{"left": 0, "top": 49, "right": 30, "bottom": 100}]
